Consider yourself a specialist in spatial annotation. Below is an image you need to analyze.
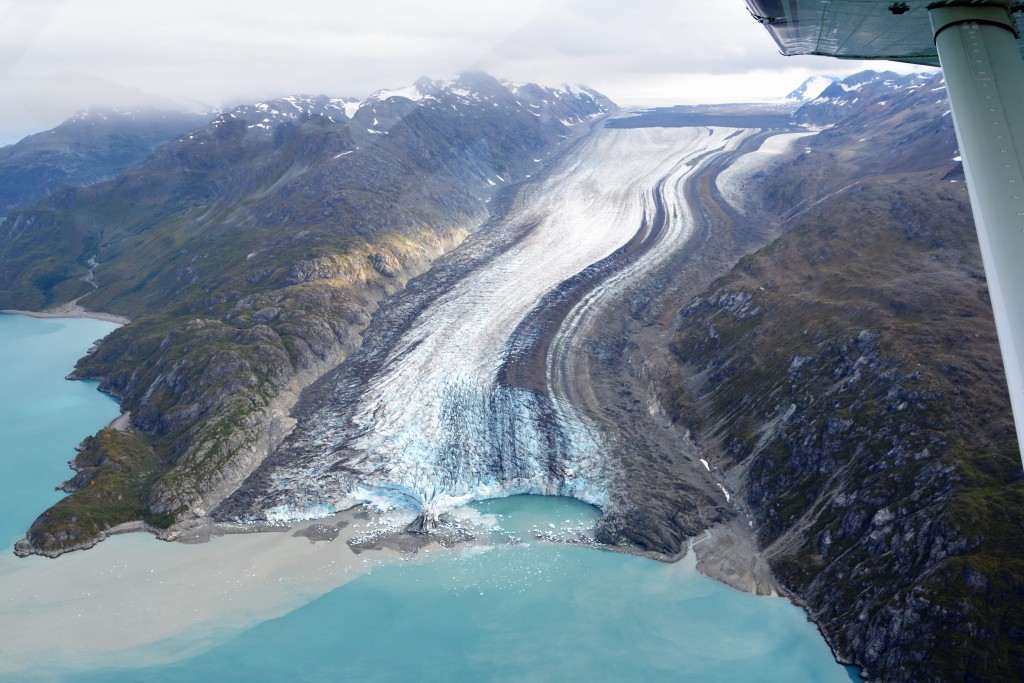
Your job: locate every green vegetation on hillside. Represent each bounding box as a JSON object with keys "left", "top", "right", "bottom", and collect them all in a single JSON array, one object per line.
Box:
[{"left": 19, "top": 430, "right": 162, "bottom": 555}]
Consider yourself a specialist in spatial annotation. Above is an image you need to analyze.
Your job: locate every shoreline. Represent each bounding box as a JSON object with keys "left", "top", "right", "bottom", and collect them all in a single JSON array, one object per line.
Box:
[
  {"left": 0, "top": 507, "right": 423, "bottom": 675},
  {"left": 1, "top": 304, "right": 130, "bottom": 325},
  {"left": 18, "top": 492, "right": 782, "bottom": 597}
]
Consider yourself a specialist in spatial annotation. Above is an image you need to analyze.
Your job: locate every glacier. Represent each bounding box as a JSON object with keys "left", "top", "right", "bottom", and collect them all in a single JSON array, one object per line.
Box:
[{"left": 222, "top": 123, "right": 755, "bottom": 529}]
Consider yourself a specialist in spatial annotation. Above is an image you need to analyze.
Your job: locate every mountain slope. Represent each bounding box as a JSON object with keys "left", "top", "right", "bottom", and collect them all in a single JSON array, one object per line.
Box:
[
  {"left": 785, "top": 74, "right": 836, "bottom": 103},
  {"left": 0, "top": 109, "right": 214, "bottom": 219},
  {"left": 655, "top": 73, "right": 1022, "bottom": 680},
  {"left": 1, "top": 73, "right": 615, "bottom": 556}
]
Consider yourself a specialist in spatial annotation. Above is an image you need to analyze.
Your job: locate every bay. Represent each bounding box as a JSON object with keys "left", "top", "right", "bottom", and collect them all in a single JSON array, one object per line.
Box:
[
  {"left": 76, "top": 496, "right": 856, "bottom": 683},
  {"left": 0, "top": 314, "right": 858, "bottom": 682}
]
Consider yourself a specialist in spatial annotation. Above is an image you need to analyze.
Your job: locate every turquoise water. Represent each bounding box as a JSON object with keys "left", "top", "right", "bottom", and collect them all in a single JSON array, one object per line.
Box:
[
  {"left": 0, "top": 315, "right": 858, "bottom": 682},
  {"left": 73, "top": 496, "right": 857, "bottom": 683},
  {"left": 0, "top": 314, "right": 121, "bottom": 548}
]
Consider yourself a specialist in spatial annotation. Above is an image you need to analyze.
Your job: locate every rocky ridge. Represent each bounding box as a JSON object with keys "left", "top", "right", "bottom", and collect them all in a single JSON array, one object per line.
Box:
[{"left": 793, "top": 70, "right": 935, "bottom": 127}]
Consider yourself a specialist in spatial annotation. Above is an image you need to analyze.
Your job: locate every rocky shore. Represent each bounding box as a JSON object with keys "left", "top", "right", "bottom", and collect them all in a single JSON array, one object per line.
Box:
[{"left": 1, "top": 304, "right": 129, "bottom": 325}]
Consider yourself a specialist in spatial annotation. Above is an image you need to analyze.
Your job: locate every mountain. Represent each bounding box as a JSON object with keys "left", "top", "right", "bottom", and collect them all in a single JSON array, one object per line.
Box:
[
  {"left": 651, "top": 71, "right": 1022, "bottom": 680},
  {"left": 0, "top": 72, "right": 615, "bottom": 556},
  {"left": 198, "top": 95, "right": 356, "bottom": 136},
  {"left": 784, "top": 75, "right": 836, "bottom": 103},
  {"left": 0, "top": 108, "right": 215, "bottom": 218},
  {"left": 793, "top": 69, "right": 937, "bottom": 127},
  {"left": 1, "top": 74, "right": 614, "bottom": 315},
  {"left": 8, "top": 65, "right": 1017, "bottom": 680}
]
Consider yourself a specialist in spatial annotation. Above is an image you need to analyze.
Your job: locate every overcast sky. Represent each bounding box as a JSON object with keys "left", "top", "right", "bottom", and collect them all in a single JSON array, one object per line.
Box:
[{"left": 1, "top": 0, "right": 935, "bottom": 144}]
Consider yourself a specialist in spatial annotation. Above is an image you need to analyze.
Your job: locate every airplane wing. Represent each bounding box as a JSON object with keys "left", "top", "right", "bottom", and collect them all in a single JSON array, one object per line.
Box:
[
  {"left": 744, "top": 0, "right": 1024, "bottom": 65},
  {"left": 746, "top": 0, "right": 1024, "bottom": 466}
]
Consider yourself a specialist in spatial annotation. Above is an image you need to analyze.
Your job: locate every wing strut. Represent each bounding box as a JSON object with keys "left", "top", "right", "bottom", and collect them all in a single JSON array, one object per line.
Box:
[
  {"left": 746, "top": 1, "right": 1024, "bottom": 466},
  {"left": 930, "top": 5, "right": 1024, "bottom": 467}
]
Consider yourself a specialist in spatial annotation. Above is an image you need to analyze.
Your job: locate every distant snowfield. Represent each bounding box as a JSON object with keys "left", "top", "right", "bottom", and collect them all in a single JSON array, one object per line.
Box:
[{"left": 259, "top": 124, "right": 755, "bottom": 524}]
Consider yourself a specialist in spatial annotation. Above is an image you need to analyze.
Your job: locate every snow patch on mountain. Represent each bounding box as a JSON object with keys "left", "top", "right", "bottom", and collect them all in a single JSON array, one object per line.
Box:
[
  {"left": 793, "top": 70, "right": 940, "bottom": 126},
  {"left": 201, "top": 95, "right": 358, "bottom": 137},
  {"left": 786, "top": 75, "right": 837, "bottom": 102},
  {"left": 191, "top": 74, "right": 614, "bottom": 144}
]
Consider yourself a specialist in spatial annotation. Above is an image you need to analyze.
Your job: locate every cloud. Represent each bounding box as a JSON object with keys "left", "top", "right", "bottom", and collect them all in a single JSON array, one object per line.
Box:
[
  {"left": 0, "top": 0, "right": 931, "bottom": 141},
  {"left": 0, "top": 0, "right": 66, "bottom": 79}
]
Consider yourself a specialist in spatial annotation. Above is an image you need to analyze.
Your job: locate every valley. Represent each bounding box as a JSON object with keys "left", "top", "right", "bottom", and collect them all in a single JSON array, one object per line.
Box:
[
  {"left": 215, "top": 123, "right": 754, "bottom": 546},
  {"left": 1, "top": 69, "right": 1022, "bottom": 681}
]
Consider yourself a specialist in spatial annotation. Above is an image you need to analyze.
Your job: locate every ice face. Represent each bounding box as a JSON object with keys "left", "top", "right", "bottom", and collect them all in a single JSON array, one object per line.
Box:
[{"left": 350, "top": 383, "right": 607, "bottom": 515}]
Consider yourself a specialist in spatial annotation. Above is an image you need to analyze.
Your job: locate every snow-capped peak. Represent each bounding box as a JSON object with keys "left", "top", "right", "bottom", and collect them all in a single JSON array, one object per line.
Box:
[
  {"left": 190, "top": 75, "right": 614, "bottom": 142},
  {"left": 364, "top": 82, "right": 432, "bottom": 105},
  {"left": 786, "top": 75, "right": 837, "bottom": 103},
  {"left": 363, "top": 74, "right": 496, "bottom": 107},
  {"left": 206, "top": 95, "right": 358, "bottom": 135},
  {"left": 356, "top": 74, "right": 614, "bottom": 125}
]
